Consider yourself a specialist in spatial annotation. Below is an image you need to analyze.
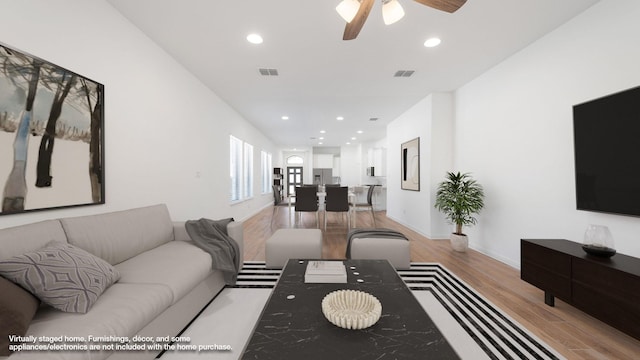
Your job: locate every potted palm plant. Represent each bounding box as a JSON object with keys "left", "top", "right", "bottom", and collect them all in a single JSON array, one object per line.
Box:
[{"left": 434, "top": 172, "right": 485, "bottom": 252}]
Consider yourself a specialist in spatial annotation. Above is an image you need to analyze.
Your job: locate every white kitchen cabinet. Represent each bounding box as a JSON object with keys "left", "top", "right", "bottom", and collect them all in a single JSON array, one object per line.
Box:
[{"left": 313, "top": 154, "right": 334, "bottom": 168}]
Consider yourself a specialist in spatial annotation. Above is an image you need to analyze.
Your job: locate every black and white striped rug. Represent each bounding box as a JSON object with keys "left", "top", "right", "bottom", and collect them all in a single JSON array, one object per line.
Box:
[{"left": 231, "top": 261, "right": 563, "bottom": 360}]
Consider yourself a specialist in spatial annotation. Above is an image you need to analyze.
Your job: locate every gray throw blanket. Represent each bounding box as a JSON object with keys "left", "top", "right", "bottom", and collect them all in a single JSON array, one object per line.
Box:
[
  {"left": 185, "top": 218, "right": 240, "bottom": 285},
  {"left": 346, "top": 228, "right": 408, "bottom": 258}
]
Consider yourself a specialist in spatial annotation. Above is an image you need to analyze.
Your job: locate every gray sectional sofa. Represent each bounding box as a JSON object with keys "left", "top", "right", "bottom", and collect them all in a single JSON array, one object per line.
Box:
[{"left": 0, "top": 204, "right": 243, "bottom": 360}]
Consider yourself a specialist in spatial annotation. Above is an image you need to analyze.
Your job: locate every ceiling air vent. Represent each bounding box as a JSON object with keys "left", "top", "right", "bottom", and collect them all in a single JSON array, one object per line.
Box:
[
  {"left": 394, "top": 70, "right": 415, "bottom": 77},
  {"left": 369, "top": 117, "right": 379, "bottom": 121},
  {"left": 259, "top": 68, "right": 279, "bottom": 76}
]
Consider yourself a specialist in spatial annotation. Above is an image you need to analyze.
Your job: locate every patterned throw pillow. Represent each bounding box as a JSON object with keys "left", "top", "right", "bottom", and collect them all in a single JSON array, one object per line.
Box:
[{"left": 0, "top": 241, "right": 120, "bottom": 313}]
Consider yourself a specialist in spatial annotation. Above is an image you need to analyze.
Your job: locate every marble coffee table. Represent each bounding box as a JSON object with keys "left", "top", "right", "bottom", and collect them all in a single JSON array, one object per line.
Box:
[{"left": 241, "top": 259, "right": 459, "bottom": 359}]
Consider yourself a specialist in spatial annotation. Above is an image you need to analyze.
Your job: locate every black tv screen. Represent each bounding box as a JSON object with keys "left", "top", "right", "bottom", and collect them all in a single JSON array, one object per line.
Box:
[{"left": 573, "top": 85, "right": 640, "bottom": 217}]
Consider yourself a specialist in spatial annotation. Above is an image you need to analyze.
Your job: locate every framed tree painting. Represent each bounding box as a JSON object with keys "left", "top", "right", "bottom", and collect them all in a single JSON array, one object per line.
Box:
[
  {"left": 401, "top": 137, "right": 420, "bottom": 191},
  {"left": 0, "top": 42, "right": 104, "bottom": 215}
]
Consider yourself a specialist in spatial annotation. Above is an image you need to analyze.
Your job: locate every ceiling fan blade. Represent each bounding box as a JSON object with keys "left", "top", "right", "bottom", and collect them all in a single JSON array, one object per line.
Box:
[
  {"left": 413, "top": 0, "right": 467, "bottom": 13},
  {"left": 343, "top": 0, "right": 375, "bottom": 40}
]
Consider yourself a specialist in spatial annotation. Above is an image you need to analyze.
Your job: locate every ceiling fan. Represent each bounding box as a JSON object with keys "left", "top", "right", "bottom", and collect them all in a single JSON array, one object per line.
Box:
[{"left": 336, "top": 0, "right": 467, "bottom": 40}]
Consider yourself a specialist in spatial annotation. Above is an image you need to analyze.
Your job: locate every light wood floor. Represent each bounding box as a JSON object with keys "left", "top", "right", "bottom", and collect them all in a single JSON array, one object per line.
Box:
[{"left": 242, "top": 206, "right": 640, "bottom": 360}]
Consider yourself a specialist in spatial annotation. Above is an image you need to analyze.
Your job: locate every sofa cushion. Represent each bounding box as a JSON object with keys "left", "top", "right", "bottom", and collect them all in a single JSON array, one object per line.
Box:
[
  {"left": 0, "top": 276, "right": 40, "bottom": 356},
  {"left": 349, "top": 237, "right": 411, "bottom": 270},
  {"left": 61, "top": 204, "right": 174, "bottom": 265},
  {"left": 21, "top": 282, "right": 173, "bottom": 359},
  {"left": 0, "top": 220, "right": 67, "bottom": 261},
  {"left": 115, "top": 241, "right": 212, "bottom": 304},
  {"left": 0, "top": 241, "right": 120, "bottom": 314}
]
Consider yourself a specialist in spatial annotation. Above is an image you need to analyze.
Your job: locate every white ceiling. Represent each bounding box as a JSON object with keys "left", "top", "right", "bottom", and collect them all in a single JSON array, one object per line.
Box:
[{"left": 107, "top": 0, "right": 599, "bottom": 149}]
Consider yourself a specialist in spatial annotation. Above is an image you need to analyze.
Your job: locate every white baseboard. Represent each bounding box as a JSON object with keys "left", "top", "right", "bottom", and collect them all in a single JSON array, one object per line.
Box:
[
  {"left": 385, "top": 214, "right": 448, "bottom": 240},
  {"left": 468, "top": 244, "right": 520, "bottom": 270},
  {"left": 386, "top": 215, "right": 519, "bottom": 269}
]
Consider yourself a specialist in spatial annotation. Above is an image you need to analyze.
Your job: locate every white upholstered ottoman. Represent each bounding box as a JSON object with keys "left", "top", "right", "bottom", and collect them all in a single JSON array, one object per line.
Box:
[
  {"left": 265, "top": 229, "right": 322, "bottom": 269},
  {"left": 350, "top": 237, "right": 411, "bottom": 270}
]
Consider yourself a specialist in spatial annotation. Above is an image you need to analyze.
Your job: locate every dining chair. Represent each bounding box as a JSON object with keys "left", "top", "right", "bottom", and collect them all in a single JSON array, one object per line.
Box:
[
  {"left": 294, "top": 186, "right": 319, "bottom": 228},
  {"left": 324, "top": 186, "right": 350, "bottom": 230},
  {"left": 271, "top": 185, "right": 293, "bottom": 229},
  {"left": 351, "top": 185, "right": 377, "bottom": 227}
]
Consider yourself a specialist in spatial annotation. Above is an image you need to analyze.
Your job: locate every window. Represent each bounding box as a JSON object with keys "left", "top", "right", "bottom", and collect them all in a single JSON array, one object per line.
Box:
[
  {"left": 243, "top": 142, "right": 254, "bottom": 198},
  {"left": 261, "top": 150, "right": 272, "bottom": 194},
  {"left": 287, "top": 155, "right": 304, "bottom": 165},
  {"left": 230, "top": 136, "right": 255, "bottom": 202},
  {"left": 229, "top": 136, "right": 242, "bottom": 201}
]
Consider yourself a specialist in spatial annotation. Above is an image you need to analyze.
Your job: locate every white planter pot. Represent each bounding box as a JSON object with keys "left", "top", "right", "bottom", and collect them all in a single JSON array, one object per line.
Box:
[{"left": 450, "top": 233, "right": 468, "bottom": 252}]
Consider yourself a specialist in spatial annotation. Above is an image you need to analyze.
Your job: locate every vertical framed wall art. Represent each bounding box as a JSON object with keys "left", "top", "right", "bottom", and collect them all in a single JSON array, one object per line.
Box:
[
  {"left": 0, "top": 42, "right": 104, "bottom": 215},
  {"left": 401, "top": 137, "right": 420, "bottom": 191}
]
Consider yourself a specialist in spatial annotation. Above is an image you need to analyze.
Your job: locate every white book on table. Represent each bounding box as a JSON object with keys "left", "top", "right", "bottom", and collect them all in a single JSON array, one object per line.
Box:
[{"left": 304, "top": 260, "right": 347, "bottom": 283}]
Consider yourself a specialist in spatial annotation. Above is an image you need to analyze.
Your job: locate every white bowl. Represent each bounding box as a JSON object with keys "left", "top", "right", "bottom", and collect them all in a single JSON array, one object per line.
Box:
[{"left": 321, "top": 290, "right": 382, "bottom": 330}]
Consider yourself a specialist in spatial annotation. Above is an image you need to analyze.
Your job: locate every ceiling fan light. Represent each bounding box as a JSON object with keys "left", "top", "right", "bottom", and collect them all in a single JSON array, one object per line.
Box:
[
  {"left": 382, "top": 0, "right": 404, "bottom": 25},
  {"left": 336, "top": 0, "right": 360, "bottom": 23}
]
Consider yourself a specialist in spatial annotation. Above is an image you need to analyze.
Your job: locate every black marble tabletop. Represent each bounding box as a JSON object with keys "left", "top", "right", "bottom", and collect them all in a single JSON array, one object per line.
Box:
[{"left": 241, "top": 259, "right": 459, "bottom": 359}]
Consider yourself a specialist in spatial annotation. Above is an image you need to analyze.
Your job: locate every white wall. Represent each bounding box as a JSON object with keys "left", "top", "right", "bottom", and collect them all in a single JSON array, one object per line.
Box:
[
  {"left": 453, "top": 0, "right": 640, "bottom": 267},
  {"left": 387, "top": 93, "right": 453, "bottom": 238},
  {"left": 339, "top": 145, "right": 362, "bottom": 187},
  {"left": 0, "top": 0, "right": 275, "bottom": 229}
]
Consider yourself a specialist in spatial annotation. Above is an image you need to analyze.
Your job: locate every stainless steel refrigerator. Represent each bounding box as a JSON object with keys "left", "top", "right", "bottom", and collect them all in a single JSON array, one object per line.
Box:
[{"left": 312, "top": 168, "right": 333, "bottom": 185}]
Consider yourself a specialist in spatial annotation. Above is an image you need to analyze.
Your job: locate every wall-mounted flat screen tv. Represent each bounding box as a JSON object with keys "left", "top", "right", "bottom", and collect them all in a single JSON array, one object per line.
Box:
[{"left": 573, "top": 85, "right": 640, "bottom": 217}]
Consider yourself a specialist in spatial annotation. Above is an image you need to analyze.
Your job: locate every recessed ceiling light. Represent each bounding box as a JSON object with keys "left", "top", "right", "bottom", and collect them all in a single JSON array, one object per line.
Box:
[
  {"left": 346, "top": 142, "right": 351, "bottom": 145},
  {"left": 281, "top": 116, "right": 289, "bottom": 120},
  {"left": 320, "top": 130, "right": 326, "bottom": 134},
  {"left": 247, "top": 33, "right": 263, "bottom": 44},
  {"left": 424, "top": 37, "right": 441, "bottom": 48},
  {"left": 357, "top": 130, "right": 363, "bottom": 134},
  {"left": 319, "top": 137, "right": 325, "bottom": 140},
  {"left": 336, "top": 116, "right": 344, "bottom": 121},
  {"left": 319, "top": 142, "right": 323, "bottom": 145},
  {"left": 351, "top": 137, "right": 356, "bottom": 140}
]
